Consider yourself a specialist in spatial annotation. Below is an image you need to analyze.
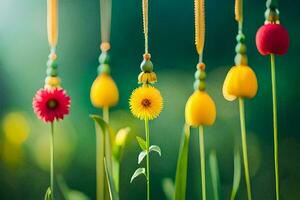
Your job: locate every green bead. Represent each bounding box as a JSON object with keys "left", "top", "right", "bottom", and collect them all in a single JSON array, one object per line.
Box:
[
  {"left": 236, "top": 33, "right": 245, "bottom": 43},
  {"left": 47, "top": 59, "right": 58, "bottom": 69},
  {"left": 234, "top": 54, "right": 248, "bottom": 66},
  {"left": 193, "top": 80, "right": 206, "bottom": 91},
  {"left": 99, "top": 52, "right": 110, "bottom": 64},
  {"left": 195, "top": 70, "right": 206, "bottom": 80},
  {"left": 140, "top": 60, "right": 153, "bottom": 72},
  {"left": 199, "top": 71, "right": 206, "bottom": 80},
  {"left": 199, "top": 81, "right": 206, "bottom": 91},
  {"left": 98, "top": 63, "right": 111, "bottom": 74},
  {"left": 46, "top": 67, "right": 58, "bottom": 76},
  {"left": 235, "top": 43, "right": 247, "bottom": 54}
]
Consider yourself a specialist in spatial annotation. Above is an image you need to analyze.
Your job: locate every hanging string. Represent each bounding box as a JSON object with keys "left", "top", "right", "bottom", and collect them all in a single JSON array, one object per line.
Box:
[
  {"left": 142, "top": 0, "right": 149, "bottom": 53},
  {"left": 100, "top": 0, "right": 112, "bottom": 52},
  {"left": 235, "top": 0, "right": 243, "bottom": 32},
  {"left": 195, "top": 0, "right": 205, "bottom": 57},
  {"left": 47, "top": 0, "right": 58, "bottom": 52}
]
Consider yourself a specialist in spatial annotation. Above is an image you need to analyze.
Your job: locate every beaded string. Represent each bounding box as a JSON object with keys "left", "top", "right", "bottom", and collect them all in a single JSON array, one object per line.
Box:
[
  {"left": 45, "top": 0, "right": 61, "bottom": 89},
  {"left": 138, "top": 0, "right": 157, "bottom": 86},
  {"left": 234, "top": 1, "right": 252, "bottom": 200},
  {"left": 194, "top": 0, "right": 206, "bottom": 93}
]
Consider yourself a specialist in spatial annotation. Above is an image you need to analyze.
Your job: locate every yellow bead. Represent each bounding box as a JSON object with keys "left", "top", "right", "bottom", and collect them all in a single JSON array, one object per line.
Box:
[
  {"left": 223, "top": 65, "right": 258, "bottom": 101},
  {"left": 185, "top": 90, "right": 216, "bottom": 126},
  {"left": 90, "top": 74, "right": 119, "bottom": 108},
  {"left": 45, "top": 76, "right": 61, "bottom": 87}
]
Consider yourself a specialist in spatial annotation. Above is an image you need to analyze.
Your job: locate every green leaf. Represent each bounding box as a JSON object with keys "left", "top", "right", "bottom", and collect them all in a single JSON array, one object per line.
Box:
[
  {"left": 209, "top": 150, "right": 221, "bottom": 200},
  {"left": 174, "top": 124, "right": 190, "bottom": 200},
  {"left": 149, "top": 145, "right": 161, "bottom": 156},
  {"left": 138, "top": 150, "right": 147, "bottom": 164},
  {"left": 136, "top": 136, "right": 147, "bottom": 150},
  {"left": 162, "top": 178, "right": 175, "bottom": 200},
  {"left": 90, "top": 114, "right": 115, "bottom": 200},
  {"left": 231, "top": 150, "right": 241, "bottom": 200},
  {"left": 44, "top": 187, "right": 52, "bottom": 200},
  {"left": 130, "top": 168, "right": 146, "bottom": 183},
  {"left": 104, "top": 158, "right": 120, "bottom": 200}
]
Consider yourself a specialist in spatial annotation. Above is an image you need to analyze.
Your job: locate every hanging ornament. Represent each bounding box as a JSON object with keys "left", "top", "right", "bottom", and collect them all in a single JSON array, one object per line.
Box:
[
  {"left": 184, "top": 0, "right": 216, "bottom": 199},
  {"left": 222, "top": 0, "right": 257, "bottom": 199},
  {"left": 32, "top": 0, "right": 71, "bottom": 199},
  {"left": 255, "top": 0, "right": 288, "bottom": 199},
  {"left": 129, "top": 1, "right": 163, "bottom": 200}
]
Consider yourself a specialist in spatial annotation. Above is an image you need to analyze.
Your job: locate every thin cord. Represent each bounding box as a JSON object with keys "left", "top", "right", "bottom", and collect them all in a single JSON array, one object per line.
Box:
[
  {"left": 235, "top": 0, "right": 243, "bottom": 32},
  {"left": 142, "top": 0, "right": 149, "bottom": 53},
  {"left": 195, "top": 0, "right": 205, "bottom": 56},
  {"left": 270, "top": 54, "right": 280, "bottom": 200},
  {"left": 47, "top": 0, "right": 58, "bottom": 49},
  {"left": 100, "top": 0, "right": 112, "bottom": 44}
]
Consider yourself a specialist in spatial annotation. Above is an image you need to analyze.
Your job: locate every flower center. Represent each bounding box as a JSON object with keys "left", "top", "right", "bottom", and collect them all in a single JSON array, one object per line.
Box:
[
  {"left": 47, "top": 99, "right": 58, "bottom": 109},
  {"left": 141, "top": 98, "right": 151, "bottom": 107}
]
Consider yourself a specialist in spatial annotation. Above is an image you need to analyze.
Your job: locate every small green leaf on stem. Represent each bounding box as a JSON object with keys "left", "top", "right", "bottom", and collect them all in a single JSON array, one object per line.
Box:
[
  {"left": 136, "top": 136, "right": 147, "bottom": 150},
  {"left": 149, "top": 145, "right": 161, "bottom": 156},
  {"left": 138, "top": 150, "right": 147, "bottom": 164},
  {"left": 44, "top": 187, "right": 52, "bottom": 200},
  {"left": 130, "top": 168, "right": 146, "bottom": 183}
]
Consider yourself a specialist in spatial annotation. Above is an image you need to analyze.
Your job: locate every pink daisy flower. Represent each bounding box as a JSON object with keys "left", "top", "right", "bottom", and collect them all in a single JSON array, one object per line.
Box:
[{"left": 33, "top": 88, "right": 71, "bottom": 123}]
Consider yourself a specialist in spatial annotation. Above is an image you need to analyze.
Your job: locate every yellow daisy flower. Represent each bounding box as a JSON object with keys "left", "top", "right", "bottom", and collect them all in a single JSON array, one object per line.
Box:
[{"left": 129, "top": 85, "right": 163, "bottom": 120}]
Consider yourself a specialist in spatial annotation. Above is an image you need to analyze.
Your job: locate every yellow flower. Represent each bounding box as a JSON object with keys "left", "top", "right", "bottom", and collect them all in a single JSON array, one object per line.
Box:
[
  {"left": 129, "top": 85, "right": 163, "bottom": 120},
  {"left": 223, "top": 65, "right": 258, "bottom": 101},
  {"left": 185, "top": 90, "right": 216, "bottom": 126},
  {"left": 90, "top": 73, "right": 119, "bottom": 108}
]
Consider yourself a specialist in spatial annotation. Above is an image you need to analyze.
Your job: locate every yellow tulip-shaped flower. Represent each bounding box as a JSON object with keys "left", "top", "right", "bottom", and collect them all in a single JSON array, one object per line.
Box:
[
  {"left": 90, "top": 73, "right": 119, "bottom": 108},
  {"left": 185, "top": 90, "right": 216, "bottom": 127},
  {"left": 223, "top": 65, "right": 258, "bottom": 101}
]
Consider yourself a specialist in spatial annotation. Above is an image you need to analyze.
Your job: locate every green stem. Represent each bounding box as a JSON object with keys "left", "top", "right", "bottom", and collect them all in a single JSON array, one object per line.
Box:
[
  {"left": 50, "top": 122, "right": 54, "bottom": 200},
  {"left": 95, "top": 121, "right": 104, "bottom": 200},
  {"left": 238, "top": 98, "right": 252, "bottom": 200},
  {"left": 199, "top": 126, "right": 206, "bottom": 200},
  {"left": 271, "top": 54, "right": 279, "bottom": 200},
  {"left": 103, "top": 106, "right": 109, "bottom": 123},
  {"left": 145, "top": 118, "right": 150, "bottom": 200}
]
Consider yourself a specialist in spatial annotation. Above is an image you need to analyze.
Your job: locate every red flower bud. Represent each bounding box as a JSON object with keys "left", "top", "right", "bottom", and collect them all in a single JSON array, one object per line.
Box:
[{"left": 256, "top": 24, "right": 289, "bottom": 55}]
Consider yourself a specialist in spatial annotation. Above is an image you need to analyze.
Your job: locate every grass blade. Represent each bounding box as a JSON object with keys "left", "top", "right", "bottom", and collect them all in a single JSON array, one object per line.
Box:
[
  {"left": 231, "top": 150, "right": 241, "bottom": 200},
  {"left": 104, "top": 158, "right": 120, "bottom": 200},
  {"left": 174, "top": 124, "right": 190, "bottom": 200},
  {"left": 209, "top": 150, "right": 220, "bottom": 200}
]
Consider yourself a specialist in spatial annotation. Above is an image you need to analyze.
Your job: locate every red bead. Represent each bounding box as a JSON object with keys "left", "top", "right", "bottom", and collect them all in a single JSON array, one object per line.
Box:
[{"left": 256, "top": 24, "right": 289, "bottom": 56}]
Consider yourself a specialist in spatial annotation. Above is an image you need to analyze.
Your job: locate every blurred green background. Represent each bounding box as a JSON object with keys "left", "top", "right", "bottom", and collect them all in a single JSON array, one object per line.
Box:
[{"left": 0, "top": 0, "right": 299, "bottom": 199}]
